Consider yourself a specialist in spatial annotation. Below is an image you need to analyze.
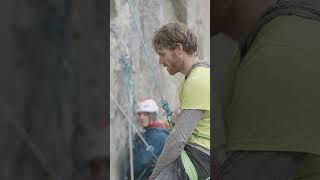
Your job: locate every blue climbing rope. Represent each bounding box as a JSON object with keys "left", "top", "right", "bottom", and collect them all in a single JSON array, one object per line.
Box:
[
  {"left": 119, "top": 52, "right": 135, "bottom": 180},
  {"left": 161, "top": 99, "right": 173, "bottom": 128}
]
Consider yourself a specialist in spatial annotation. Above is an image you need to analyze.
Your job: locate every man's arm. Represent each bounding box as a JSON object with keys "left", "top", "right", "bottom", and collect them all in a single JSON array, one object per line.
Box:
[
  {"left": 149, "top": 109, "right": 203, "bottom": 180},
  {"left": 171, "top": 108, "right": 181, "bottom": 124}
]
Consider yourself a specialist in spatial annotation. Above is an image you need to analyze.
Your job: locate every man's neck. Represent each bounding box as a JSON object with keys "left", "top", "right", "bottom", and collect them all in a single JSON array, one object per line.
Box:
[{"left": 182, "top": 55, "right": 199, "bottom": 77}]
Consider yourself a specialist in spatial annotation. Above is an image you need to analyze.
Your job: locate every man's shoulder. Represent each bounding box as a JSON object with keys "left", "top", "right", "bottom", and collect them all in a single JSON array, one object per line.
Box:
[
  {"left": 240, "top": 15, "right": 320, "bottom": 68},
  {"left": 185, "top": 66, "right": 210, "bottom": 86},
  {"left": 254, "top": 15, "right": 320, "bottom": 52}
]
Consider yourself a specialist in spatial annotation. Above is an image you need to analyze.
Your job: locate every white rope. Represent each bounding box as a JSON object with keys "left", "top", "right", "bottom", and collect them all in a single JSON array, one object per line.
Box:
[{"left": 126, "top": 0, "right": 164, "bottom": 99}]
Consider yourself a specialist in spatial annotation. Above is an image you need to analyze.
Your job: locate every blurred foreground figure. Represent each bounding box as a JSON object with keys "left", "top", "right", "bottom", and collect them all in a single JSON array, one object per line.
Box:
[{"left": 212, "top": 0, "right": 320, "bottom": 179}]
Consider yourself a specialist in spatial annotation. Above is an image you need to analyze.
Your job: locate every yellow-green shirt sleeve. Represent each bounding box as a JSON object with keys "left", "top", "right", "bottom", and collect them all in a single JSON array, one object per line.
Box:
[{"left": 180, "top": 67, "right": 210, "bottom": 111}]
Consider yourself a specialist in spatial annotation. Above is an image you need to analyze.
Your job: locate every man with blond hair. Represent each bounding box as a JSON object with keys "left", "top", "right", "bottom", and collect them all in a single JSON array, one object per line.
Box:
[{"left": 149, "top": 22, "right": 210, "bottom": 180}]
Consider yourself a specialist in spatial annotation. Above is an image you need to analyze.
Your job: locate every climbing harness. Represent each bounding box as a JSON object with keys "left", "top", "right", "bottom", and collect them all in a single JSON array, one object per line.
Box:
[{"left": 181, "top": 150, "right": 198, "bottom": 180}]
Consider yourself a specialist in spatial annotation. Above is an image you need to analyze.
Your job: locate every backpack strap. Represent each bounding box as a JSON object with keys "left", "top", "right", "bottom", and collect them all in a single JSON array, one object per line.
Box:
[
  {"left": 192, "top": 60, "right": 210, "bottom": 69},
  {"left": 185, "top": 60, "right": 210, "bottom": 80}
]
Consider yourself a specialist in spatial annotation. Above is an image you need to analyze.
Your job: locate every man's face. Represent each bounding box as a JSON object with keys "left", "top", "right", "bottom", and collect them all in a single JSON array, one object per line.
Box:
[
  {"left": 211, "top": 0, "right": 233, "bottom": 36},
  {"left": 156, "top": 47, "right": 183, "bottom": 75},
  {"left": 137, "top": 112, "right": 150, "bottom": 128}
]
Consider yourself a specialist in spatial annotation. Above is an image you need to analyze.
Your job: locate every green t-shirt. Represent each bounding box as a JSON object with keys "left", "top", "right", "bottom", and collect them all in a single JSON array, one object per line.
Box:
[
  {"left": 179, "top": 66, "right": 210, "bottom": 150},
  {"left": 222, "top": 15, "right": 320, "bottom": 178}
]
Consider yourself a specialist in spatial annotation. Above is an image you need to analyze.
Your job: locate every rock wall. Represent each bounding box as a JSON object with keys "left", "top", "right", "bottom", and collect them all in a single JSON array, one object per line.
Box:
[{"left": 110, "top": 0, "right": 209, "bottom": 179}]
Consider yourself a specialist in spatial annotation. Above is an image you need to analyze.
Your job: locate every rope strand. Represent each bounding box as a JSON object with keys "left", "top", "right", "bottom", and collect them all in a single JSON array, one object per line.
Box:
[{"left": 126, "top": 0, "right": 173, "bottom": 127}]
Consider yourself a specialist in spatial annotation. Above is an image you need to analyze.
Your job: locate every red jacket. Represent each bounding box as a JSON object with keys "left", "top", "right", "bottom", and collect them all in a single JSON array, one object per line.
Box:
[{"left": 148, "top": 120, "right": 169, "bottom": 129}]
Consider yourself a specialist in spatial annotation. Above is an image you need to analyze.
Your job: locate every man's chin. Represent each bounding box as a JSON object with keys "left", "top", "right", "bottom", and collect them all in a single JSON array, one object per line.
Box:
[{"left": 168, "top": 70, "right": 177, "bottom": 75}]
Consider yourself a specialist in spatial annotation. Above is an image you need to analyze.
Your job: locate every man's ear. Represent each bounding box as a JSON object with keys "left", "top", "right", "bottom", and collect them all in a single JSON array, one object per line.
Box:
[{"left": 174, "top": 43, "right": 183, "bottom": 54}]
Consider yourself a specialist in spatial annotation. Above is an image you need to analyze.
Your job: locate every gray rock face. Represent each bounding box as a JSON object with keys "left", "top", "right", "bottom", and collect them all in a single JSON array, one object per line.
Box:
[{"left": 110, "top": 0, "right": 209, "bottom": 179}]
